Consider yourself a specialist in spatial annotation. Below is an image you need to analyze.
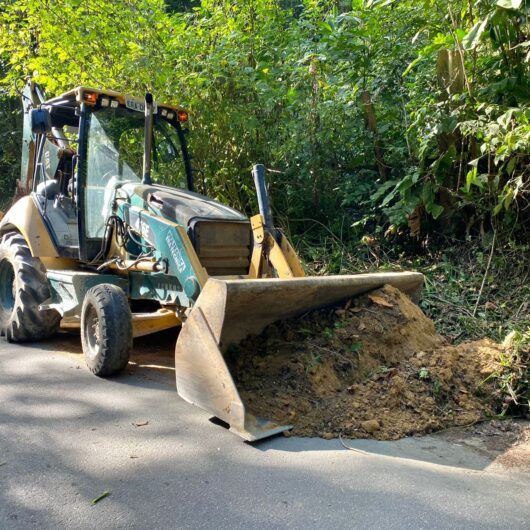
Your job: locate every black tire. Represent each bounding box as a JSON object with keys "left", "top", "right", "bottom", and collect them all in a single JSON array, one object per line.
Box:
[
  {"left": 81, "top": 284, "right": 132, "bottom": 377},
  {"left": 0, "top": 231, "right": 60, "bottom": 342}
]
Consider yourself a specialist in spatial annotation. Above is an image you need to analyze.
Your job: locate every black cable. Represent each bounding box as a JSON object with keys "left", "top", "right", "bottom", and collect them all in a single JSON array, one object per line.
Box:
[
  {"left": 126, "top": 224, "right": 155, "bottom": 252},
  {"left": 87, "top": 214, "right": 124, "bottom": 265}
]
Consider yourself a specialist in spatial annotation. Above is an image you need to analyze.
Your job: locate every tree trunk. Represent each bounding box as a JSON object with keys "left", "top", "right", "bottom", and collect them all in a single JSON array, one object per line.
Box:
[{"left": 361, "top": 90, "right": 387, "bottom": 180}]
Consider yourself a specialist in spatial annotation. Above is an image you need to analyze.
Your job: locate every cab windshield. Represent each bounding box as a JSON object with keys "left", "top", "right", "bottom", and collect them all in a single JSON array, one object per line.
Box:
[
  {"left": 85, "top": 106, "right": 189, "bottom": 238},
  {"left": 86, "top": 107, "right": 188, "bottom": 188}
]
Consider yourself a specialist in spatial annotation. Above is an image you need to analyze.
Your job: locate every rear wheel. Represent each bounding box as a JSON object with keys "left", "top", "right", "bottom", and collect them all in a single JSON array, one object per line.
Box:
[
  {"left": 0, "top": 231, "right": 60, "bottom": 341},
  {"left": 81, "top": 284, "right": 132, "bottom": 376}
]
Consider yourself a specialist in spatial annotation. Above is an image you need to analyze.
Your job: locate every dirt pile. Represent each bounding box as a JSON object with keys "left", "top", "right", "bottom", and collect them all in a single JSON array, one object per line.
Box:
[{"left": 227, "top": 285, "right": 504, "bottom": 440}]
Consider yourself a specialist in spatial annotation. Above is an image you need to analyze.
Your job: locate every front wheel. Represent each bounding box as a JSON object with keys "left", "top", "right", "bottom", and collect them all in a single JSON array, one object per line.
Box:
[
  {"left": 81, "top": 284, "right": 132, "bottom": 377},
  {"left": 0, "top": 231, "right": 60, "bottom": 341}
]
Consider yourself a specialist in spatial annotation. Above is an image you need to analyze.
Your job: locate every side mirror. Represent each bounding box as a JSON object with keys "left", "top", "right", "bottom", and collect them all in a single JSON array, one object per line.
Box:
[{"left": 30, "top": 108, "right": 52, "bottom": 134}]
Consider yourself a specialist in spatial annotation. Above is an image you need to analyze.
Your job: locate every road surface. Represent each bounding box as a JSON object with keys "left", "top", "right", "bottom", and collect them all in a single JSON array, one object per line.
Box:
[{"left": 1, "top": 332, "right": 529, "bottom": 529}]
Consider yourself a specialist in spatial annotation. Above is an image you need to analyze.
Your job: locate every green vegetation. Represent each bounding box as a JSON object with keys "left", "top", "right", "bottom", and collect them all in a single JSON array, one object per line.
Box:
[
  {"left": 486, "top": 328, "right": 530, "bottom": 414},
  {"left": 1, "top": 0, "right": 529, "bottom": 227},
  {"left": 0, "top": 0, "right": 528, "bottom": 362},
  {"left": 0, "top": 95, "right": 20, "bottom": 211}
]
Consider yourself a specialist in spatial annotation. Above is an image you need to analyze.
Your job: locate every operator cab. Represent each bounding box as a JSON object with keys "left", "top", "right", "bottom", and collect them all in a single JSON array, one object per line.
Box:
[{"left": 21, "top": 81, "right": 192, "bottom": 261}]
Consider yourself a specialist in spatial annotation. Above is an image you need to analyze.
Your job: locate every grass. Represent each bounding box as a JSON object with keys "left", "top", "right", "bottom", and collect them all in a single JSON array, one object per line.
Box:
[
  {"left": 487, "top": 329, "right": 530, "bottom": 415},
  {"left": 294, "top": 230, "right": 530, "bottom": 345}
]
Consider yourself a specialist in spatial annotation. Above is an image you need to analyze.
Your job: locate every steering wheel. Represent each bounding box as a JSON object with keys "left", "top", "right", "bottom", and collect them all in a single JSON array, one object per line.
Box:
[
  {"left": 101, "top": 170, "right": 118, "bottom": 182},
  {"left": 88, "top": 170, "right": 121, "bottom": 189}
]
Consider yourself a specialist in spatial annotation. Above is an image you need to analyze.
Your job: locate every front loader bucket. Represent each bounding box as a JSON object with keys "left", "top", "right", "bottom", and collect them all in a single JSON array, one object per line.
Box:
[{"left": 175, "top": 272, "right": 423, "bottom": 441}]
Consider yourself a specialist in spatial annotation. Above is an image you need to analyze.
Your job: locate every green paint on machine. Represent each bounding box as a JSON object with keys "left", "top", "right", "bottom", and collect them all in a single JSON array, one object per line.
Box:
[
  {"left": 45, "top": 270, "right": 128, "bottom": 318},
  {"left": 114, "top": 200, "right": 203, "bottom": 307},
  {"left": 128, "top": 272, "right": 183, "bottom": 305}
]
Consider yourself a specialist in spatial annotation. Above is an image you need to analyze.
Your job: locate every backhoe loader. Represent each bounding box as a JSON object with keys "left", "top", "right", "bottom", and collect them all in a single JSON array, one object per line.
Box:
[{"left": 0, "top": 80, "right": 424, "bottom": 440}]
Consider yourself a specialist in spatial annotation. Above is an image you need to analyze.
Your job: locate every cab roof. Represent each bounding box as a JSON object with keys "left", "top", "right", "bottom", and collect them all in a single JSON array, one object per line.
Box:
[{"left": 45, "top": 86, "right": 188, "bottom": 116}]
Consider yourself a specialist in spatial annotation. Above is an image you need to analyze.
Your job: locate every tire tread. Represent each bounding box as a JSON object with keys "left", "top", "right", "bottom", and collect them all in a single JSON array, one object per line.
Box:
[{"left": 81, "top": 284, "right": 132, "bottom": 377}]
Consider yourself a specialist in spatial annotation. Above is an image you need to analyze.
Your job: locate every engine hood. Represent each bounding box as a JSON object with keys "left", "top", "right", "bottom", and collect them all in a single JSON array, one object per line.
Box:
[{"left": 124, "top": 183, "right": 248, "bottom": 228}]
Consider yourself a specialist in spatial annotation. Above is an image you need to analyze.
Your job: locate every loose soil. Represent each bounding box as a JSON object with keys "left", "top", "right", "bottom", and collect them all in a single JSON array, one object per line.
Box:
[{"left": 227, "top": 285, "right": 506, "bottom": 440}]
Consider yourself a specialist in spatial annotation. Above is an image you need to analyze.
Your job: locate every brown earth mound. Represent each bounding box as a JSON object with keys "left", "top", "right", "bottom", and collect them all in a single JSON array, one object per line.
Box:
[{"left": 226, "top": 285, "right": 504, "bottom": 440}]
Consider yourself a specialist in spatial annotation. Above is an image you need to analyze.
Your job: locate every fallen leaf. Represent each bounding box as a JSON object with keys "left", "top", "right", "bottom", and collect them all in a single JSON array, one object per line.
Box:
[
  {"left": 91, "top": 491, "right": 110, "bottom": 505},
  {"left": 132, "top": 421, "right": 149, "bottom": 427},
  {"left": 368, "top": 294, "right": 393, "bottom": 308},
  {"left": 129, "top": 455, "right": 139, "bottom": 459},
  {"left": 0, "top": 461, "right": 6, "bottom": 466}
]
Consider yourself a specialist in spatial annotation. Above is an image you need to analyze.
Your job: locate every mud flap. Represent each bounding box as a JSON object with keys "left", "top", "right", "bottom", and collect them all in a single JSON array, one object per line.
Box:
[{"left": 175, "top": 272, "right": 424, "bottom": 441}]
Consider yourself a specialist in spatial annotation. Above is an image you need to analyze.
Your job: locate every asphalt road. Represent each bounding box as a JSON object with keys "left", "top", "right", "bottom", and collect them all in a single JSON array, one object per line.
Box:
[{"left": 1, "top": 332, "right": 529, "bottom": 530}]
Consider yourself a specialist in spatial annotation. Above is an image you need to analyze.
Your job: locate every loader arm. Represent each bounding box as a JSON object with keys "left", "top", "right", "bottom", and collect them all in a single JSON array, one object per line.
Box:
[
  {"left": 111, "top": 201, "right": 208, "bottom": 307},
  {"left": 248, "top": 214, "right": 305, "bottom": 279}
]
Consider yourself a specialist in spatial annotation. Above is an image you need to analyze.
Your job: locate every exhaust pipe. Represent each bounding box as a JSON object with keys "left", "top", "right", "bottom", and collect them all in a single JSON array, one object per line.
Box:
[{"left": 142, "top": 93, "right": 154, "bottom": 185}]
